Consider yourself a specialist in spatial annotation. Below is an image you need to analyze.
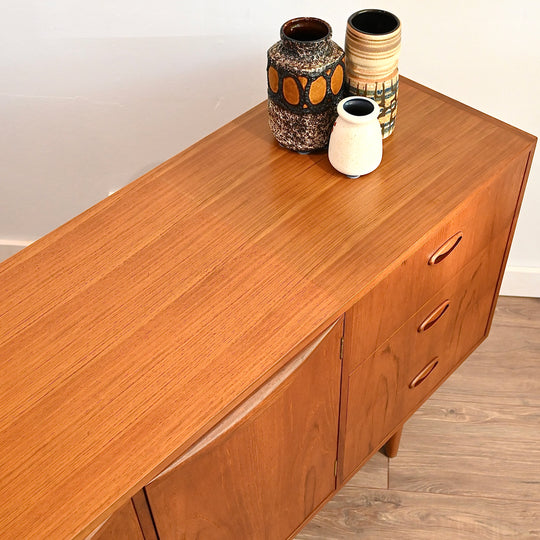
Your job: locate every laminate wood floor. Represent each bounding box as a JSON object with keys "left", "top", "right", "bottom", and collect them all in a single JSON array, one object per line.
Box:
[{"left": 297, "top": 296, "right": 540, "bottom": 540}]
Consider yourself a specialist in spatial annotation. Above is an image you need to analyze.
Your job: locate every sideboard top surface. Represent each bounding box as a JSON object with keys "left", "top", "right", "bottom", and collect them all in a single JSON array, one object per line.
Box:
[{"left": 0, "top": 78, "right": 534, "bottom": 538}]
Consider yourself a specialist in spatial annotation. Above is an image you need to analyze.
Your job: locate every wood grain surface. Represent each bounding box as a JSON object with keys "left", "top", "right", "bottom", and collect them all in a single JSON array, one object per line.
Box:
[
  {"left": 130, "top": 491, "right": 158, "bottom": 540},
  {"left": 297, "top": 297, "right": 540, "bottom": 539},
  {"left": 86, "top": 501, "right": 144, "bottom": 540},
  {"left": 341, "top": 151, "right": 527, "bottom": 373},
  {"left": 0, "top": 79, "right": 535, "bottom": 538},
  {"left": 340, "top": 229, "right": 512, "bottom": 481},
  {"left": 296, "top": 487, "right": 540, "bottom": 540},
  {"left": 145, "top": 318, "right": 342, "bottom": 540},
  {"left": 346, "top": 451, "right": 389, "bottom": 490},
  {"left": 389, "top": 399, "right": 540, "bottom": 501},
  {"left": 435, "top": 323, "right": 540, "bottom": 407}
]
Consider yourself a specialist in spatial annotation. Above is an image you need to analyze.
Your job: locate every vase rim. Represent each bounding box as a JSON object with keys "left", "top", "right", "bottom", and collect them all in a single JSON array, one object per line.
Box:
[
  {"left": 280, "top": 17, "right": 332, "bottom": 44},
  {"left": 347, "top": 9, "right": 400, "bottom": 36},
  {"left": 337, "top": 96, "right": 380, "bottom": 124}
]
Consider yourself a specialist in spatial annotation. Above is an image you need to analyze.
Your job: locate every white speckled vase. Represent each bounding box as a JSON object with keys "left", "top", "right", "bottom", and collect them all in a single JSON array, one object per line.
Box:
[{"left": 328, "top": 96, "right": 382, "bottom": 178}]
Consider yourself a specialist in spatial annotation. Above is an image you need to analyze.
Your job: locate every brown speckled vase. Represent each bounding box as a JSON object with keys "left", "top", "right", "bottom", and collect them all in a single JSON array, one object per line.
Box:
[
  {"left": 345, "top": 9, "right": 401, "bottom": 138},
  {"left": 267, "top": 17, "right": 345, "bottom": 153}
]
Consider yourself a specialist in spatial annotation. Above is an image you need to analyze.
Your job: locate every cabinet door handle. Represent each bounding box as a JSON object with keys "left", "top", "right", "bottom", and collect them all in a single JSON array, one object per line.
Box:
[
  {"left": 428, "top": 231, "right": 463, "bottom": 265},
  {"left": 409, "top": 358, "right": 439, "bottom": 388},
  {"left": 418, "top": 299, "right": 450, "bottom": 332}
]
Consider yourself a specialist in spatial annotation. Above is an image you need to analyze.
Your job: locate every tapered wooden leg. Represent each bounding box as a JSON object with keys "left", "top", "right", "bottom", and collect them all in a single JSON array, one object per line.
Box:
[{"left": 384, "top": 427, "right": 403, "bottom": 458}]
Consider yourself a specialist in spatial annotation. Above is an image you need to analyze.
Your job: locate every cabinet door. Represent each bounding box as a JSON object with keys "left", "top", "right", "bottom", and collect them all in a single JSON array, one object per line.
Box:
[
  {"left": 145, "top": 318, "right": 343, "bottom": 540},
  {"left": 85, "top": 501, "right": 144, "bottom": 540}
]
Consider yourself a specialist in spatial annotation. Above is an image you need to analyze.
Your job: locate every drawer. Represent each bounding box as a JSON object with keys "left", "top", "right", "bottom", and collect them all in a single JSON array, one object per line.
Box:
[
  {"left": 343, "top": 153, "right": 526, "bottom": 373},
  {"left": 340, "top": 232, "right": 507, "bottom": 481}
]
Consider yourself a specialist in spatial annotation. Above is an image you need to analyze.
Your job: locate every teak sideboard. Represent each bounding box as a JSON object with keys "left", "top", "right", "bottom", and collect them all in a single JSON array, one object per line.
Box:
[{"left": 0, "top": 78, "right": 535, "bottom": 539}]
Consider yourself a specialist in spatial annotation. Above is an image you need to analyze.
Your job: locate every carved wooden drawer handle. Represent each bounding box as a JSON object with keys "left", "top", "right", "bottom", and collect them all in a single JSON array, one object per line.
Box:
[
  {"left": 418, "top": 299, "right": 450, "bottom": 332},
  {"left": 409, "top": 358, "right": 439, "bottom": 389},
  {"left": 428, "top": 231, "right": 463, "bottom": 265}
]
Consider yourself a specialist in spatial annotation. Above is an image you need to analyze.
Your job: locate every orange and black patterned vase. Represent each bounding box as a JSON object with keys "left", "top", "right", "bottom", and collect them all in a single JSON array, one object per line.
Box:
[{"left": 267, "top": 17, "right": 345, "bottom": 153}]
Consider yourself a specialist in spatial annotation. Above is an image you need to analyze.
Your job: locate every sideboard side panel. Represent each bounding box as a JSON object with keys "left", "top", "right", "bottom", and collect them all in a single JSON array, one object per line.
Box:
[{"left": 485, "top": 144, "right": 537, "bottom": 333}]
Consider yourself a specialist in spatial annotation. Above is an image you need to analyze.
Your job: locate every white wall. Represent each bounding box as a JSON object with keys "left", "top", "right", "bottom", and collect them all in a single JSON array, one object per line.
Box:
[{"left": 1, "top": 1, "right": 539, "bottom": 293}]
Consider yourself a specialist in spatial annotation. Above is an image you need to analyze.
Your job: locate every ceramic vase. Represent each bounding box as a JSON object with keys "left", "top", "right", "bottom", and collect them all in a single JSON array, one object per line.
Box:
[
  {"left": 267, "top": 17, "right": 345, "bottom": 153},
  {"left": 328, "top": 96, "right": 382, "bottom": 178},
  {"left": 344, "top": 9, "right": 401, "bottom": 138}
]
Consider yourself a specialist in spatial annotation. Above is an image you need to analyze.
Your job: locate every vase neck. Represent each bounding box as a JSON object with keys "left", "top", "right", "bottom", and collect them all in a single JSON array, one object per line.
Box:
[{"left": 280, "top": 17, "right": 332, "bottom": 58}]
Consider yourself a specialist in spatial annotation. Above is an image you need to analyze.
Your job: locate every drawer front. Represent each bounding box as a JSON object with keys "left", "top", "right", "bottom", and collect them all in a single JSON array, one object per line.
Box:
[
  {"left": 340, "top": 232, "right": 507, "bottom": 481},
  {"left": 343, "top": 153, "right": 527, "bottom": 373}
]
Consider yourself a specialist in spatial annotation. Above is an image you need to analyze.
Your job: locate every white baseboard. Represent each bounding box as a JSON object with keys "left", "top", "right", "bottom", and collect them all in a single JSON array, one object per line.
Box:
[
  {"left": 500, "top": 266, "right": 540, "bottom": 298},
  {"left": 0, "top": 239, "right": 33, "bottom": 263}
]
